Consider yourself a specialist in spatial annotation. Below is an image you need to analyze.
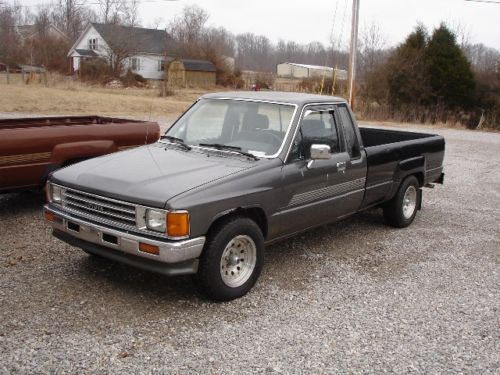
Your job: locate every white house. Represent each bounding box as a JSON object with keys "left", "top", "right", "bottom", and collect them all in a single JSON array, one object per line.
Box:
[
  {"left": 277, "top": 62, "right": 348, "bottom": 81},
  {"left": 68, "top": 23, "right": 175, "bottom": 79}
]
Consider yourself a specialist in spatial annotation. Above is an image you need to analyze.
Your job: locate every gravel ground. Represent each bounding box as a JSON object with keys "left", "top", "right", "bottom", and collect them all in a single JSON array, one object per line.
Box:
[{"left": 0, "top": 124, "right": 499, "bottom": 373}]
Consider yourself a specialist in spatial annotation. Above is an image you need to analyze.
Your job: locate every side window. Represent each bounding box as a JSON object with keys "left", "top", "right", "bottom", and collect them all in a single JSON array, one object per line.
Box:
[
  {"left": 337, "top": 105, "right": 360, "bottom": 158},
  {"left": 301, "top": 110, "right": 340, "bottom": 159},
  {"left": 289, "top": 109, "right": 340, "bottom": 161},
  {"left": 131, "top": 58, "right": 140, "bottom": 71},
  {"left": 158, "top": 60, "right": 165, "bottom": 72}
]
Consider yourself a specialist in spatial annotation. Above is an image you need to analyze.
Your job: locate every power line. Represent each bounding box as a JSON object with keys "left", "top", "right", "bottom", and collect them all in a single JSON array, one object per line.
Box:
[{"left": 464, "top": 0, "right": 500, "bottom": 3}]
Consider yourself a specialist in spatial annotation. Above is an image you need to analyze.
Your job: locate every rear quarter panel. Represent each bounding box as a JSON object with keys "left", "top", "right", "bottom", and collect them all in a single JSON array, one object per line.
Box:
[{"left": 362, "top": 135, "right": 445, "bottom": 207}]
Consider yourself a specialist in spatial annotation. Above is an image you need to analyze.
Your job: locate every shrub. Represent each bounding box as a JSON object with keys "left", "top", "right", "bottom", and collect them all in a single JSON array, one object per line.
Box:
[{"left": 79, "top": 59, "right": 113, "bottom": 84}]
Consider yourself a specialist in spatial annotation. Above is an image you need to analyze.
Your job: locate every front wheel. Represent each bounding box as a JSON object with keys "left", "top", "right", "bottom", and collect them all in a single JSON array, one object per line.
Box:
[
  {"left": 383, "top": 176, "right": 421, "bottom": 228},
  {"left": 194, "top": 217, "right": 264, "bottom": 301}
]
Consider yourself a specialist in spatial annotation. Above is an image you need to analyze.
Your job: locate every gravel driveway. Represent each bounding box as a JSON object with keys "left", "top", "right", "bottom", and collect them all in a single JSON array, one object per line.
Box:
[{"left": 0, "top": 124, "right": 498, "bottom": 373}]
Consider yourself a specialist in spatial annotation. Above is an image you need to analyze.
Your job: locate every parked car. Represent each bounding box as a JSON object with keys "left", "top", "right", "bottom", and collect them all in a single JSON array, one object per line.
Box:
[
  {"left": 44, "top": 92, "right": 445, "bottom": 301},
  {"left": 0, "top": 116, "right": 160, "bottom": 193}
]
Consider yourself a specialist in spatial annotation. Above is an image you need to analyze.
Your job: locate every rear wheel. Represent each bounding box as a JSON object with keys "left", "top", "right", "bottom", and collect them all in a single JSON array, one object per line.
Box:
[
  {"left": 194, "top": 217, "right": 264, "bottom": 301},
  {"left": 383, "top": 176, "right": 421, "bottom": 228}
]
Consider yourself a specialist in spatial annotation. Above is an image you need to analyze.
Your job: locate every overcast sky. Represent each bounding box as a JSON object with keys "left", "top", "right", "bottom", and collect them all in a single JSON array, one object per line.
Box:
[
  {"left": 133, "top": 0, "right": 500, "bottom": 50},
  {"left": 17, "top": 0, "right": 500, "bottom": 49}
]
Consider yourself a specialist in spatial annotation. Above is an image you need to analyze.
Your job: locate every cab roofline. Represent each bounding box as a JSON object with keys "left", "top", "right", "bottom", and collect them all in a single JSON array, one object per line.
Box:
[{"left": 201, "top": 91, "right": 347, "bottom": 106}]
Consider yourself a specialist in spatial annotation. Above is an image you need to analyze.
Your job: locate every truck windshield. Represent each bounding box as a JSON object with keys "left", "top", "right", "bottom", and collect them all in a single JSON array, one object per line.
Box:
[{"left": 165, "top": 99, "right": 295, "bottom": 157}]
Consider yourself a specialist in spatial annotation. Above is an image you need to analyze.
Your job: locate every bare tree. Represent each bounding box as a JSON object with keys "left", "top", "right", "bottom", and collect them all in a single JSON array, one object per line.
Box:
[
  {"left": 100, "top": 24, "right": 142, "bottom": 76},
  {"left": 120, "top": 0, "right": 140, "bottom": 26},
  {"left": 168, "top": 5, "right": 209, "bottom": 58},
  {"left": 0, "top": 4, "right": 25, "bottom": 81},
  {"left": 465, "top": 43, "right": 500, "bottom": 72},
  {"left": 359, "top": 21, "right": 388, "bottom": 80},
  {"left": 95, "top": 0, "right": 119, "bottom": 24},
  {"left": 52, "top": 0, "right": 96, "bottom": 41}
]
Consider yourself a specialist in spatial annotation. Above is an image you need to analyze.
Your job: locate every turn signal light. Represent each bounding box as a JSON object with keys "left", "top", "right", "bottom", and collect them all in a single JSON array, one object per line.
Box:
[
  {"left": 44, "top": 211, "right": 56, "bottom": 222},
  {"left": 167, "top": 212, "right": 190, "bottom": 237},
  {"left": 139, "top": 242, "right": 160, "bottom": 255}
]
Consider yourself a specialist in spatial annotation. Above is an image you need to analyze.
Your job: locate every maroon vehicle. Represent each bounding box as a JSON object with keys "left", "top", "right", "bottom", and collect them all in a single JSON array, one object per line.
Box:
[{"left": 0, "top": 116, "right": 160, "bottom": 193}]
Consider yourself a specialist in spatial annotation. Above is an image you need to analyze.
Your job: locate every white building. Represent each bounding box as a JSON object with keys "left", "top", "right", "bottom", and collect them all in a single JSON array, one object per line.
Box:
[
  {"left": 68, "top": 23, "right": 175, "bottom": 79},
  {"left": 277, "top": 62, "right": 347, "bottom": 81}
]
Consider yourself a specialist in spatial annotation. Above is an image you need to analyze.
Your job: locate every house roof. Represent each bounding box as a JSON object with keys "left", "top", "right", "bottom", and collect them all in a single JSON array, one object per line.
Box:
[
  {"left": 279, "top": 62, "right": 335, "bottom": 71},
  {"left": 181, "top": 59, "right": 216, "bottom": 72},
  {"left": 18, "top": 64, "right": 47, "bottom": 73},
  {"left": 74, "top": 49, "right": 99, "bottom": 57},
  {"left": 91, "top": 23, "right": 174, "bottom": 55},
  {"left": 17, "top": 24, "right": 68, "bottom": 40}
]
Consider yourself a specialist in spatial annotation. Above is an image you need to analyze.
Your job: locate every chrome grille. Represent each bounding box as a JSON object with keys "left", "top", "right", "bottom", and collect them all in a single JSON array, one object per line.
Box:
[{"left": 62, "top": 188, "right": 137, "bottom": 227}]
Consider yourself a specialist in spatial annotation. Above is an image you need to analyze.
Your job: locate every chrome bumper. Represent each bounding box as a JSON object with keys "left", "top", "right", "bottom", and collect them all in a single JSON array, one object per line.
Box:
[{"left": 44, "top": 205, "right": 205, "bottom": 265}]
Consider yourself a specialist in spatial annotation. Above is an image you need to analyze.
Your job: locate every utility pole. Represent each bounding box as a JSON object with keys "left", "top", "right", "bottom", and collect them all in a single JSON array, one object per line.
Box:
[{"left": 348, "top": 0, "right": 360, "bottom": 108}]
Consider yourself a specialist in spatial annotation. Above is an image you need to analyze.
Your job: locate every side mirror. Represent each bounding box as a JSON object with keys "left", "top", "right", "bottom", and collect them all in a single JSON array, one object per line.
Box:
[
  {"left": 310, "top": 144, "right": 331, "bottom": 160},
  {"left": 307, "top": 144, "right": 331, "bottom": 169}
]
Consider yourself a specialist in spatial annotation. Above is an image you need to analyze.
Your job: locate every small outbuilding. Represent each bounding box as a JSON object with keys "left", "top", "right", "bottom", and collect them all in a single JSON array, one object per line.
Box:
[{"left": 167, "top": 59, "right": 216, "bottom": 87}]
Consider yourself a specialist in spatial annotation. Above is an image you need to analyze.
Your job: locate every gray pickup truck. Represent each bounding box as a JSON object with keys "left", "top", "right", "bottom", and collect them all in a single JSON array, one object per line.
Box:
[{"left": 44, "top": 92, "right": 445, "bottom": 301}]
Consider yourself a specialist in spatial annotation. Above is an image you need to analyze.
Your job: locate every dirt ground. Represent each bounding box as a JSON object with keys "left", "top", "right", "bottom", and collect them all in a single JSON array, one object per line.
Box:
[{"left": 0, "top": 119, "right": 498, "bottom": 372}]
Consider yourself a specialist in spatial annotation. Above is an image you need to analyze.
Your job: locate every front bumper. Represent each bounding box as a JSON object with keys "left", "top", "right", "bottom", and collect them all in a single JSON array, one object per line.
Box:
[{"left": 44, "top": 205, "right": 205, "bottom": 275}]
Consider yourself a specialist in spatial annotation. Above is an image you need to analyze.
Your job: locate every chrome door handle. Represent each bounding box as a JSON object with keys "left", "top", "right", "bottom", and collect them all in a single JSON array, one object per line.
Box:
[{"left": 336, "top": 162, "right": 347, "bottom": 173}]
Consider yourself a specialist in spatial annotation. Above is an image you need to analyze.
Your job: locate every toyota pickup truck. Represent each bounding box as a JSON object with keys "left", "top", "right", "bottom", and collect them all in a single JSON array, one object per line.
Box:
[
  {"left": 0, "top": 116, "right": 160, "bottom": 193},
  {"left": 44, "top": 92, "right": 445, "bottom": 301}
]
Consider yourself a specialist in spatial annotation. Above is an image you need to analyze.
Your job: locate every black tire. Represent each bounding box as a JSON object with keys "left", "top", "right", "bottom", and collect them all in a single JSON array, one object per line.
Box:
[
  {"left": 383, "top": 175, "right": 421, "bottom": 228},
  {"left": 194, "top": 216, "right": 264, "bottom": 302}
]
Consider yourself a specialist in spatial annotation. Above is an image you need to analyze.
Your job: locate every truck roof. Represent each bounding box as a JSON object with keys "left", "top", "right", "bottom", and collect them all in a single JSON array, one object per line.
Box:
[{"left": 202, "top": 91, "right": 347, "bottom": 106}]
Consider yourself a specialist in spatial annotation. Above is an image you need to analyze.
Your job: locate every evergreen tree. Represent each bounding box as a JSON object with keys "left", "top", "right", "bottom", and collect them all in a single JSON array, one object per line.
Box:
[
  {"left": 425, "top": 24, "right": 475, "bottom": 109},
  {"left": 386, "top": 25, "right": 430, "bottom": 108}
]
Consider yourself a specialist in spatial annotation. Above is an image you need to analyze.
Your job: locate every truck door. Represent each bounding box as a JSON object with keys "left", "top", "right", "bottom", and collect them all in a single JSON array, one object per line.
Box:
[
  {"left": 273, "top": 104, "right": 364, "bottom": 237},
  {"left": 331, "top": 104, "right": 367, "bottom": 218}
]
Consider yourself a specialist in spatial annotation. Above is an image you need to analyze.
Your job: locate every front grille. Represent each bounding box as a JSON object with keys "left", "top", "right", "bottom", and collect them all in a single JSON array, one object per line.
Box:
[{"left": 62, "top": 188, "right": 137, "bottom": 228}]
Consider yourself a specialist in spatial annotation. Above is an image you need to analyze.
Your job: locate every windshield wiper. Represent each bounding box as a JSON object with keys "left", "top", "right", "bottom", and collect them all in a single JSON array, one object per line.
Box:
[
  {"left": 198, "top": 143, "right": 259, "bottom": 160},
  {"left": 161, "top": 135, "right": 192, "bottom": 151}
]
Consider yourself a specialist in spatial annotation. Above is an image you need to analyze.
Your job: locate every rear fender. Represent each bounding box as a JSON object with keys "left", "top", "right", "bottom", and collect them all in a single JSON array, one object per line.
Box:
[
  {"left": 50, "top": 140, "right": 118, "bottom": 164},
  {"left": 386, "top": 156, "right": 425, "bottom": 201},
  {"left": 41, "top": 140, "right": 118, "bottom": 183}
]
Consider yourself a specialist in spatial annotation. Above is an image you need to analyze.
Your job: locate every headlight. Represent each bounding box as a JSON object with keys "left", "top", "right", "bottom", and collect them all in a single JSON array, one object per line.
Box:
[
  {"left": 48, "top": 184, "right": 63, "bottom": 204},
  {"left": 146, "top": 209, "right": 167, "bottom": 232},
  {"left": 145, "top": 209, "right": 190, "bottom": 237}
]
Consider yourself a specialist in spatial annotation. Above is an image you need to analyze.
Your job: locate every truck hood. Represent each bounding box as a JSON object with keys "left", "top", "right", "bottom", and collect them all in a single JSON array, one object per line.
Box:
[{"left": 51, "top": 143, "right": 257, "bottom": 207}]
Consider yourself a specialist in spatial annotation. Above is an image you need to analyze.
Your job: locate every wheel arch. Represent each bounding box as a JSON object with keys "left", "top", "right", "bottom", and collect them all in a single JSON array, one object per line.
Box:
[{"left": 208, "top": 206, "right": 268, "bottom": 239}]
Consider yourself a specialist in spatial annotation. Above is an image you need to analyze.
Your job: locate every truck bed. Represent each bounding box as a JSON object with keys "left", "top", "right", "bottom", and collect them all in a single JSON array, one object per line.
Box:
[
  {"left": 359, "top": 126, "right": 445, "bottom": 209},
  {"left": 359, "top": 127, "right": 437, "bottom": 147},
  {"left": 0, "top": 116, "right": 143, "bottom": 130}
]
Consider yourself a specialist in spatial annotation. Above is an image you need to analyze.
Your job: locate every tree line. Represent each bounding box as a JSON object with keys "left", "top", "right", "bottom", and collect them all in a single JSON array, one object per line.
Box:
[
  {"left": 359, "top": 24, "right": 499, "bottom": 129},
  {"left": 0, "top": 3, "right": 498, "bottom": 128}
]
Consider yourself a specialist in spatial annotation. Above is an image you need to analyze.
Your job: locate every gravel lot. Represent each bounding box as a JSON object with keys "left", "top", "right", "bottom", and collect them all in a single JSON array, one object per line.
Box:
[{"left": 0, "top": 124, "right": 498, "bottom": 373}]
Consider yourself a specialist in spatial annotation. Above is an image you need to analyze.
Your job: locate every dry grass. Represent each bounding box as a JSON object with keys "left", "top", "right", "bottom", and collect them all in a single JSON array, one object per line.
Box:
[{"left": 0, "top": 73, "right": 212, "bottom": 119}]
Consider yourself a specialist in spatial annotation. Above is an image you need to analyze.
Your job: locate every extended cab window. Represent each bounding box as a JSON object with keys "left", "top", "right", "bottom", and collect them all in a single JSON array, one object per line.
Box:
[
  {"left": 337, "top": 105, "right": 361, "bottom": 158},
  {"left": 290, "top": 108, "right": 341, "bottom": 160}
]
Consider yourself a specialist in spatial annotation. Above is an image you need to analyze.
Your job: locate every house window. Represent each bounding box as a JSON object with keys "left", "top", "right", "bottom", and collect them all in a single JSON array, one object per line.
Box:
[
  {"left": 158, "top": 60, "right": 165, "bottom": 72},
  {"left": 131, "top": 58, "right": 140, "bottom": 71},
  {"left": 89, "top": 38, "right": 98, "bottom": 50}
]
